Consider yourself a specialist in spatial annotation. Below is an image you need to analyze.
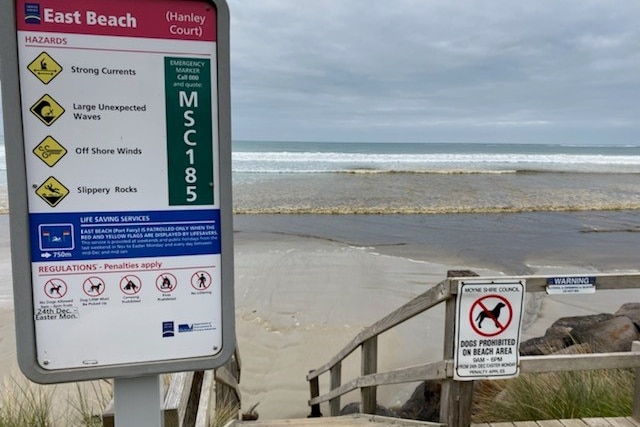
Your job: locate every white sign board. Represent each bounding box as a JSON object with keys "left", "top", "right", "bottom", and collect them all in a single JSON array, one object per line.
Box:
[
  {"left": 454, "top": 280, "right": 525, "bottom": 381},
  {"left": 0, "top": 0, "right": 234, "bottom": 381}
]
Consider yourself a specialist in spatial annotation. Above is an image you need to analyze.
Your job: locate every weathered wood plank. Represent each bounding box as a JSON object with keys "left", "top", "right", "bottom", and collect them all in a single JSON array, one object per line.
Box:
[
  {"left": 520, "top": 350, "right": 640, "bottom": 374},
  {"left": 623, "top": 417, "right": 640, "bottom": 427},
  {"left": 582, "top": 418, "right": 614, "bottom": 427},
  {"left": 458, "top": 273, "right": 640, "bottom": 294},
  {"left": 512, "top": 421, "right": 540, "bottom": 427},
  {"left": 489, "top": 422, "right": 519, "bottom": 427},
  {"left": 624, "top": 417, "right": 640, "bottom": 427},
  {"left": 164, "top": 371, "right": 194, "bottom": 427},
  {"left": 194, "top": 371, "right": 215, "bottom": 427},
  {"left": 559, "top": 419, "right": 590, "bottom": 427},
  {"left": 602, "top": 418, "right": 640, "bottom": 427},
  {"left": 309, "top": 361, "right": 448, "bottom": 406},
  {"left": 307, "top": 280, "right": 453, "bottom": 380},
  {"left": 536, "top": 420, "right": 566, "bottom": 427}
]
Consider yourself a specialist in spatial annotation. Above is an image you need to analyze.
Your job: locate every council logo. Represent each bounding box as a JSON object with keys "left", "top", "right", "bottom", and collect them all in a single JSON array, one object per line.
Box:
[{"left": 24, "top": 3, "right": 41, "bottom": 24}]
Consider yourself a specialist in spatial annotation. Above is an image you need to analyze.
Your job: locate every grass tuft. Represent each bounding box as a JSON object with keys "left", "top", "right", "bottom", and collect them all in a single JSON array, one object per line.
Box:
[
  {"left": 0, "top": 375, "right": 112, "bottom": 427},
  {"left": 473, "top": 368, "right": 634, "bottom": 422}
]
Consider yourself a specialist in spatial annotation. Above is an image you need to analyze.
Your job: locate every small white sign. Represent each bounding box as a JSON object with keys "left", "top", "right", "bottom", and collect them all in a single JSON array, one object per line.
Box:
[
  {"left": 454, "top": 280, "right": 525, "bottom": 381},
  {"left": 546, "top": 276, "right": 596, "bottom": 295}
]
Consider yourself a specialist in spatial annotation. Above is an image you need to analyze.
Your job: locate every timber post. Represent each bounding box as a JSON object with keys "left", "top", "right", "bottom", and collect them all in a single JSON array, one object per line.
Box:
[
  {"left": 633, "top": 341, "right": 640, "bottom": 421},
  {"left": 330, "top": 362, "right": 342, "bottom": 416},
  {"left": 361, "top": 335, "right": 378, "bottom": 414},
  {"left": 308, "top": 371, "right": 322, "bottom": 417},
  {"left": 440, "top": 270, "right": 477, "bottom": 427}
]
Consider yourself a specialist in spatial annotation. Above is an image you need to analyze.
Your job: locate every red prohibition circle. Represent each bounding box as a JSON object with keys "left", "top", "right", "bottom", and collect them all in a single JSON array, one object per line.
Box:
[
  {"left": 156, "top": 273, "right": 177, "bottom": 293},
  {"left": 44, "top": 279, "right": 67, "bottom": 299},
  {"left": 191, "top": 271, "right": 212, "bottom": 290},
  {"left": 469, "top": 294, "right": 513, "bottom": 337},
  {"left": 83, "top": 276, "right": 105, "bottom": 297},
  {"left": 120, "top": 275, "right": 142, "bottom": 295}
]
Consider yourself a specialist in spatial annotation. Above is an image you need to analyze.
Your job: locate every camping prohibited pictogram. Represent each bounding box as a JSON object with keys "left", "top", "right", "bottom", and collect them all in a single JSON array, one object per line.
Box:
[
  {"left": 120, "top": 275, "right": 142, "bottom": 296},
  {"left": 454, "top": 280, "right": 525, "bottom": 381}
]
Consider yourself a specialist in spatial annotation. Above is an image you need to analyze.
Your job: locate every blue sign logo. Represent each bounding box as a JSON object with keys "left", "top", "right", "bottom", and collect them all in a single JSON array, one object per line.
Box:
[
  {"left": 24, "top": 3, "right": 41, "bottom": 24},
  {"left": 39, "top": 223, "right": 74, "bottom": 251},
  {"left": 162, "top": 321, "right": 175, "bottom": 337},
  {"left": 178, "top": 324, "right": 194, "bottom": 333}
]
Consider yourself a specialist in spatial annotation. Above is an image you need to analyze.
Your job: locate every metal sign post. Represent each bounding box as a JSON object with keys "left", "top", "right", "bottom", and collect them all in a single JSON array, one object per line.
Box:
[{"left": 0, "top": 0, "right": 234, "bottom": 398}]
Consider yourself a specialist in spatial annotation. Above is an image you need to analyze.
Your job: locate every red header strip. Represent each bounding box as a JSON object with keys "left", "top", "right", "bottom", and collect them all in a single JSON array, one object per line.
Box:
[{"left": 16, "top": 0, "right": 216, "bottom": 41}]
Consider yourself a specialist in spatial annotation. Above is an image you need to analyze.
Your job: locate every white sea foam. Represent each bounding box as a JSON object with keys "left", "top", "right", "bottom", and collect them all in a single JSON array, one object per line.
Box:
[{"left": 232, "top": 150, "right": 640, "bottom": 174}]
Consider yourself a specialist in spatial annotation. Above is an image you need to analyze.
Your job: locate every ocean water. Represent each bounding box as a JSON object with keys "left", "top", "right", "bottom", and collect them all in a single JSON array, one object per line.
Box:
[
  {"left": 232, "top": 140, "right": 640, "bottom": 214},
  {"left": 232, "top": 140, "right": 640, "bottom": 275}
]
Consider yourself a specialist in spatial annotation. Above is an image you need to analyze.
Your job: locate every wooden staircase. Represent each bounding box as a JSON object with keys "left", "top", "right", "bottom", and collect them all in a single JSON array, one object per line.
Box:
[{"left": 229, "top": 414, "right": 442, "bottom": 426}]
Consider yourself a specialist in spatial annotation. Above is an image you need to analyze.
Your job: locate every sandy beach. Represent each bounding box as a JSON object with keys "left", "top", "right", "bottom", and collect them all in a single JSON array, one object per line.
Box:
[{"left": 0, "top": 213, "right": 639, "bottom": 420}]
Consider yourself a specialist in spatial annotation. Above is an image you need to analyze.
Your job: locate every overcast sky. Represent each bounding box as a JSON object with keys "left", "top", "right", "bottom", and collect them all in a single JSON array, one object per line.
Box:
[{"left": 2, "top": 1, "right": 640, "bottom": 144}]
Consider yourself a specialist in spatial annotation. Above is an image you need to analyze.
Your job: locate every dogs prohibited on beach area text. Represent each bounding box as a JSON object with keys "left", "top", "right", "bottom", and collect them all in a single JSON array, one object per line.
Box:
[{"left": 454, "top": 280, "right": 525, "bottom": 381}]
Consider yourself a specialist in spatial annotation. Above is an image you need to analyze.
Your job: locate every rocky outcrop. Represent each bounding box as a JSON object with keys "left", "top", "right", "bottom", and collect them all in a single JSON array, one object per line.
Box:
[{"left": 520, "top": 304, "right": 640, "bottom": 355}]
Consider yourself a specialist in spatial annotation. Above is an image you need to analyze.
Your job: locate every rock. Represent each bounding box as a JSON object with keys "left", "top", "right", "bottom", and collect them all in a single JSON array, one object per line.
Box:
[
  {"left": 579, "top": 315, "right": 640, "bottom": 352},
  {"left": 397, "top": 381, "right": 441, "bottom": 422},
  {"left": 520, "top": 306, "right": 640, "bottom": 356},
  {"left": 339, "top": 402, "right": 397, "bottom": 418},
  {"left": 615, "top": 303, "right": 640, "bottom": 328}
]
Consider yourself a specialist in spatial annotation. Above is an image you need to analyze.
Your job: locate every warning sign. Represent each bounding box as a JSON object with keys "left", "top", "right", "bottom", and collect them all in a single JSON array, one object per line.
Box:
[
  {"left": 30, "top": 94, "right": 65, "bottom": 126},
  {"left": 454, "top": 280, "right": 525, "bottom": 381},
  {"left": 35, "top": 176, "right": 69, "bottom": 207},
  {"left": 27, "top": 52, "right": 63, "bottom": 84},
  {"left": 33, "top": 136, "right": 67, "bottom": 167}
]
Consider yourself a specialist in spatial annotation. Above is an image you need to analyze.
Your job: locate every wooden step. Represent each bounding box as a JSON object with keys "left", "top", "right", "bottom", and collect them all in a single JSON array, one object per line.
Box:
[{"left": 229, "top": 414, "right": 443, "bottom": 426}]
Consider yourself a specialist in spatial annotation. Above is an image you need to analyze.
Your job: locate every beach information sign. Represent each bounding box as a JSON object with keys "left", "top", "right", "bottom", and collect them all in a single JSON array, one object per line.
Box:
[
  {"left": 0, "top": 0, "right": 234, "bottom": 382},
  {"left": 454, "top": 279, "right": 525, "bottom": 381}
]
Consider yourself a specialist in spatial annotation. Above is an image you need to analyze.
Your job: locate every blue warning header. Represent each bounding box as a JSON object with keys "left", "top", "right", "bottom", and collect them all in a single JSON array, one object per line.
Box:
[{"left": 30, "top": 209, "right": 220, "bottom": 261}]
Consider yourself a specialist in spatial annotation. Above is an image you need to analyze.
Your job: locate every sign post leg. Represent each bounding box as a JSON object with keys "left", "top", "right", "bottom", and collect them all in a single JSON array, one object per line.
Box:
[{"left": 114, "top": 375, "right": 164, "bottom": 427}]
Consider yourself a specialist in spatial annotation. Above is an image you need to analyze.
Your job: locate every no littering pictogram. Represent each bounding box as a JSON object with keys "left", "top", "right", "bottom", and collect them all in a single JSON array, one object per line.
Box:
[
  {"left": 469, "top": 294, "right": 513, "bottom": 337},
  {"left": 191, "top": 270, "right": 212, "bottom": 290}
]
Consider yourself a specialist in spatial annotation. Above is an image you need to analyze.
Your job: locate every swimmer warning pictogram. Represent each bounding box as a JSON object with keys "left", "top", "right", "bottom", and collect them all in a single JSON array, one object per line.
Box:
[{"left": 454, "top": 279, "right": 525, "bottom": 381}]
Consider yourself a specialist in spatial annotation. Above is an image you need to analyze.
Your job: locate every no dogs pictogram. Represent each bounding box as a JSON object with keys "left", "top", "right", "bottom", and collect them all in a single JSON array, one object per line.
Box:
[{"left": 469, "top": 294, "right": 512, "bottom": 337}]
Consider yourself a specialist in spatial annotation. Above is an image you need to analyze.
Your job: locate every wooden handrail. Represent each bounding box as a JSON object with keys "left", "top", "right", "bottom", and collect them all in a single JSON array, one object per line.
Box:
[
  {"left": 306, "top": 271, "right": 640, "bottom": 426},
  {"left": 307, "top": 279, "right": 453, "bottom": 381}
]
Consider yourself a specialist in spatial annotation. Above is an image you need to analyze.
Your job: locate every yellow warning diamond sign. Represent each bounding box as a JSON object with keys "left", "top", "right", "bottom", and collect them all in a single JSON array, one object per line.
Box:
[
  {"left": 33, "top": 136, "right": 67, "bottom": 167},
  {"left": 27, "top": 52, "right": 63, "bottom": 85},
  {"left": 30, "top": 94, "right": 65, "bottom": 126},
  {"left": 36, "top": 176, "right": 69, "bottom": 207}
]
